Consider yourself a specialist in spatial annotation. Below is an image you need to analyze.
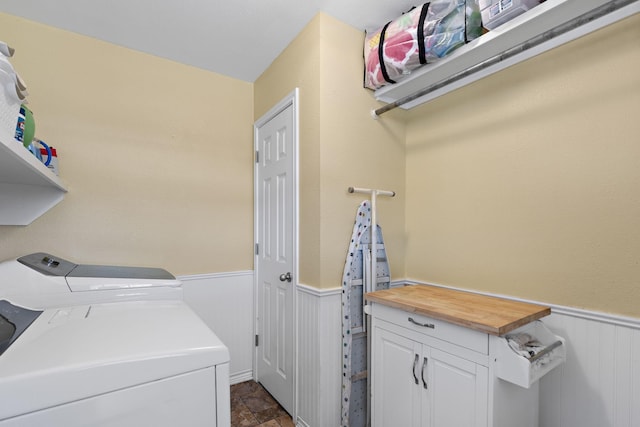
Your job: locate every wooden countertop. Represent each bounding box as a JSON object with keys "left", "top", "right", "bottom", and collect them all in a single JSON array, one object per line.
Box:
[{"left": 365, "top": 285, "right": 551, "bottom": 336}]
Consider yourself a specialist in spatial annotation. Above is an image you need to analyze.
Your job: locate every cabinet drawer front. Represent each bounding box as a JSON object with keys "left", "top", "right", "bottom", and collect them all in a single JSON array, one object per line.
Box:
[{"left": 371, "top": 303, "right": 488, "bottom": 354}]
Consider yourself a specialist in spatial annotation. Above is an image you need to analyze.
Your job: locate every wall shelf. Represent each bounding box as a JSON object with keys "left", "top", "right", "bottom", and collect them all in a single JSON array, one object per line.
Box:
[
  {"left": 373, "top": 0, "right": 639, "bottom": 112},
  {"left": 0, "top": 127, "right": 67, "bottom": 225}
]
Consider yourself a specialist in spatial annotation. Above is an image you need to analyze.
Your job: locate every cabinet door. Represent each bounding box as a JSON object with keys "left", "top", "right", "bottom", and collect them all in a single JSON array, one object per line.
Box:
[
  {"left": 372, "top": 327, "right": 423, "bottom": 427},
  {"left": 428, "top": 348, "right": 488, "bottom": 427}
]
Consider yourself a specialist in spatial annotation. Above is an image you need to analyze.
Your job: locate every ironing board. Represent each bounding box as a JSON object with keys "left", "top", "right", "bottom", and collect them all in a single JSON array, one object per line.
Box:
[{"left": 341, "top": 201, "right": 390, "bottom": 427}]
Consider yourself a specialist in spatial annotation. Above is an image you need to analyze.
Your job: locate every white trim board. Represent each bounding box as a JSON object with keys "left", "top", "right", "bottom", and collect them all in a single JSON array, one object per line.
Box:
[
  {"left": 297, "top": 283, "right": 342, "bottom": 297},
  {"left": 179, "top": 270, "right": 254, "bottom": 281}
]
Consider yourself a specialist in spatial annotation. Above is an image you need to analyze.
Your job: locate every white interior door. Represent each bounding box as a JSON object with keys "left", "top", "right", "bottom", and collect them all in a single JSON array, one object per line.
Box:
[{"left": 254, "top": 89, "right": 298, "bottom": 416}]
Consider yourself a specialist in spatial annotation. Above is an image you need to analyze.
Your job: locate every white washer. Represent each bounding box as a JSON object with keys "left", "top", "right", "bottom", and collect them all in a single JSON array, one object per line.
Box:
[
  {"left": 0, "top": 253, "right": 183, "bottom": 308},
  {"left": 0, "top": 254, "right": 231, "bottom": 427}
]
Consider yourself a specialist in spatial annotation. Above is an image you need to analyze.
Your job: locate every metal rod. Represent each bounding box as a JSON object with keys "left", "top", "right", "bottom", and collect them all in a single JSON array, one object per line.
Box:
[
  {"left": 348, "top": 187, "right": 396, "bottom": 197},
  {"left": 372, "top": 0, "right": 637, "bottom": 117},
  {"left": 529, "top": 340, "right": 563, "bottom": 363}
]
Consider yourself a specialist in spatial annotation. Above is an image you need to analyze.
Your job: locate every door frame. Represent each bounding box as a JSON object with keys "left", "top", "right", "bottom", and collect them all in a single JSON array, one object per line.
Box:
[{"left": 253, "top": 88, "right": 299, "bottom": 418}]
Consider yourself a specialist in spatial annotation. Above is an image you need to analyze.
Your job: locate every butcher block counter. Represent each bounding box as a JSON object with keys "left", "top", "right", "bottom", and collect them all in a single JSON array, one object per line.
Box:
[
  {"left": 368, "top": 284, "right": 565, "bottom": 427},
  {"left": 365, "top": 284, "right": 551, "bottom": 336}
]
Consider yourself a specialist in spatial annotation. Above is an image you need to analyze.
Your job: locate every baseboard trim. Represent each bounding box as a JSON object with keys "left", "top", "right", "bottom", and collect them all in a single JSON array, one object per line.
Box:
[
  {"left": 297, "top": 283, "right": 341, "bottom": 297},
  {"left": 230, "top": 369, "right": 254, "bottom": 385},
  {"left": 177, "top": 270, "right": 253, "bottom": 282},
  {"left": 545, "top": 304, "right": 640, "bottom": 329},
  {"left": 295, "top": 418, "right": 311, "bottom": 427}
]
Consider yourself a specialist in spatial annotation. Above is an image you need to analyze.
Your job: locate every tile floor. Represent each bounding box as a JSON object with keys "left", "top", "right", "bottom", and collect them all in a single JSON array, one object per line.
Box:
[{"left": 231, "top": 380, "right": 294, "bottom": 427}]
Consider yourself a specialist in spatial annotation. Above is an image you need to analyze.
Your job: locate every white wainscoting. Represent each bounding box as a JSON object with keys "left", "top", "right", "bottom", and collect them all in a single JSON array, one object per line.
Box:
[
  {"left": 402, "top": 280, "right": 640, "bottom": 427},
  {"left": 296, "top": 284, "right": 342, "bottom": 427},
  {"left": 177, "top": 273, "right": 640, "bottom": 427},
  {"left": 540, "top": 307, "right": 640, "bottom": 427},
  {"left": 179, "top": 271, "right": 254, "bottom": 385}
]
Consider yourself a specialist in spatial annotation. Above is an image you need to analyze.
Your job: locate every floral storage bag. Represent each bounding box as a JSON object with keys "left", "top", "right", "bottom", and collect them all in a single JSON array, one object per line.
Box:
[{"left": 364, "top": 0, "right": 483, "bottom": 90}]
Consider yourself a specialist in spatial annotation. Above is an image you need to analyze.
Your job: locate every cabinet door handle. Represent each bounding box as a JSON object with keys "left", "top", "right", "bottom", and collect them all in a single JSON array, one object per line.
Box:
[
  {"left": 408, "top": 317, "right": 435, "bottom": 329},
  {"left": 421, "top": 357, "right": 428, "bottom": 390},
  {"left": 412, "top": 354, "right": 420, "bottom": 385}
]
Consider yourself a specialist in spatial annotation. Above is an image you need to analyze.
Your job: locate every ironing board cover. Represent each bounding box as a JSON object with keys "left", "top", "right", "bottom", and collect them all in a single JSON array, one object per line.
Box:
[{"left": 341, "top": 201, "right": 390, "bottom": 427}]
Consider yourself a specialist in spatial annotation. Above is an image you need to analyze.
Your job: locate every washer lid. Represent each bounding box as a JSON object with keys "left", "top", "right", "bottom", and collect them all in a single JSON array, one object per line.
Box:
[
  {"left": 16, "top": 253, "right": 182, "bottom": 292},
  {"left": 0, "top": 300, "right": 229, "bottom": 420}
]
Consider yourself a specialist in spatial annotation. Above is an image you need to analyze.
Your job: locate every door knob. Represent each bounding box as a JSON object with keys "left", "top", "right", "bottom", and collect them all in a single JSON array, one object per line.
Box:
[{"left": 279, "top": 272, "right": 292, "bottom": 282}]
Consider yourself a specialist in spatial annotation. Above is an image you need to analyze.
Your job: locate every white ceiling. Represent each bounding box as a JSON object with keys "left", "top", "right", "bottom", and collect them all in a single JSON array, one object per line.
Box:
[{"left": 0, "top": 0, "right": 418, "bottom": 82}]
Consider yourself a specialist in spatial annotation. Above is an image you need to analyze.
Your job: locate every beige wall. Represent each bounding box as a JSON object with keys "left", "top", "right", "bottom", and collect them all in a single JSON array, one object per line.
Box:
[
  {"left": 255, "top": 13, "right": 406, "bottom": 288},
  {"left": 254, "top": 15, "right": 323, "bottom": 287},
  {"left": 0, "top": 13, "right": 254, "bottom": 275},
  {"left": 404, "top": 14, "right": 640, "bottom": 317},
  {"left": 4, "top": 10, "right": 636, "bottom": 316},
  {"left": 317, "top": 15, "right": 406, "bottom": 288}
]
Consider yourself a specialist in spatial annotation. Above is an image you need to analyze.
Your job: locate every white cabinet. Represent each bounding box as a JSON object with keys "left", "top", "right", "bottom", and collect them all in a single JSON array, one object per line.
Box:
[
  {"left": 371, "top": 304, "right": 489, "bottom": 427},
  {"left": 372, "top": 329, "right": 422, "bottom": 427},
  {"left": 429, "top": 348, "right": 488, "bottom": 427},
  {"left": 369, "top": 299, "right": 564, "bottom": 427},
  {"left": 366, "top": 285, "right": 565, "bottom": 427}
]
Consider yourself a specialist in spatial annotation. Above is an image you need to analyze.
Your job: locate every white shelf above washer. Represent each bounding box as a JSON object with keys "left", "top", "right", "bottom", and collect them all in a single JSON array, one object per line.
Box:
[{"left": 0, "top": 127, "right": 67, "bottom": 225}]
